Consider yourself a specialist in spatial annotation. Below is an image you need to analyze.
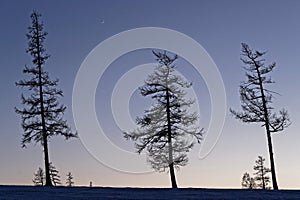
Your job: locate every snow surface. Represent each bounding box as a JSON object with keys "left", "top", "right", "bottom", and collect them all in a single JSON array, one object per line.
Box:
[{"left": 0, "top": 186, "right": 300, "bottom": 199}]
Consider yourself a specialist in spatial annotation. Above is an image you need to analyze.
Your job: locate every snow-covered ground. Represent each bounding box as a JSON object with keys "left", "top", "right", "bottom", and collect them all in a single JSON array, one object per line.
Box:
[{"left": 0, "top": 185, "right": 300, "bottom": 199}]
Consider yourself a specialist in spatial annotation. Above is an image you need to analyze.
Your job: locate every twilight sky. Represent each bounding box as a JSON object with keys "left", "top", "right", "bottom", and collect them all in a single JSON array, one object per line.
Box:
[{"left": 1, "top": 0, "right": 300, "bottom": 188}]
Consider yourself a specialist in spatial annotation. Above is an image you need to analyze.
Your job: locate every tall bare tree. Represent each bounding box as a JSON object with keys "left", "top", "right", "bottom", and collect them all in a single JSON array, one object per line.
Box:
[
  {"left": 124, "top": 50, "right": 203, "bottom": 188},
  {"left": 230, "top": 43, "right": 290, "bottom": 190},
  {"left": 15, "top": 11, "right": 77, "bottom": 186}
]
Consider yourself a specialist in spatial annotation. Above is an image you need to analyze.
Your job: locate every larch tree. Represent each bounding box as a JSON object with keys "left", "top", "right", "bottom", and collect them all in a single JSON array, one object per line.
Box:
[
  {"left": 124, "top": 50, "right": 204, "bottom": 188},
  {"left": 253, "top": 156, "right": 271, "bottom": 190},
  {"left": 241, "top": 172, "right": 256, "bottom": 189},
  {"left": 15, "top": 11, "right": 77, "bottom": 186},
  {"left": 49, "top": 162, "right": 61, "bottom": 186},
  {"left": 33, "top": 167, "right": 44, "bottom": 186},
  {"left": 230, "top": 43, "right": 290, "bottom": 190},
  {"left": 66, "top": 172, "right": 74, "bottom": 187}
]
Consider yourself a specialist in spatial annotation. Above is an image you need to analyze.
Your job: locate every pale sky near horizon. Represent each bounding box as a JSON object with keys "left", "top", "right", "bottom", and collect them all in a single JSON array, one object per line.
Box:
[{"left": 1, "top": 0, "right": 300, "bottom": 189}]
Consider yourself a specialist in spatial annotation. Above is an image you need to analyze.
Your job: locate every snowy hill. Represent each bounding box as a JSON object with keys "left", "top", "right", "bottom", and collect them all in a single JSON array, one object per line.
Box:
[{"left": 0, "top": 185, "right": 300, "bottom": 199}]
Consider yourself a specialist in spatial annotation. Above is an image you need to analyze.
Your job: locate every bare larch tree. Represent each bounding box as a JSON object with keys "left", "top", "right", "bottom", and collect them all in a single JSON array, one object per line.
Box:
[
  {"left": 253, "top": 156, "right": 271, "bottom": 189},
  {"left": 124, "top": 50, "right": 204, "bottom": 188},
  {"left": 15, "top": 11, "right": 77, "bottom": 186},
  {"left": 66, "top": 172, "right": 74, "bottom": 187},
  {"left": 230, "top": 43, "right": 290, "bottom": 190},
  {"left": 49, "top": 162, "right": 61, "bottom": 186},
  {"left": 33, "top": 167, "right": 44, "bottom": 186},
  {"left": 241, "top": 172, "right": 256, "bottom": 189}
]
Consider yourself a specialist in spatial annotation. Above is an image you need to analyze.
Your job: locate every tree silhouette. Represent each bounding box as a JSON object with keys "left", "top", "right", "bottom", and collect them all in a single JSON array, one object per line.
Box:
[
  {"left": 33, "top": 167, "right": 44, "bottom": 186},
  {"left": 253, "top": 156, "right": 271, "bottom": 189},
  {"left": 15, "top": 11, "right": 77, "bottom": 186},
  {"left": 66, "top": 172, "right": 74, "bottom": 187},
  {"left": 49, "top": 162, "right": 61, "bottom": 186},
  {"left": 124, "top": 50, "right": 204, "bottom": 188},
  {"left": 241, "top": 172, "right": 256, "bottom": 189},
  {"left": 230, "top": 43, "right": 290, "bottom": 190}
]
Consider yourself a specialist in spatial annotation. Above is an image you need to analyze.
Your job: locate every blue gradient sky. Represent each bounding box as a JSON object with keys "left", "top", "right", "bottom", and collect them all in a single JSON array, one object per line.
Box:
[{"left": 1, "top": 0, "right": 300, "bottom": 188}]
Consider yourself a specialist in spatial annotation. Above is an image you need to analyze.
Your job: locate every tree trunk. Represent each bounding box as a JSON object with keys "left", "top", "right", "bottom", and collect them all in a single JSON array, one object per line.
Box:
[
  {"left": 166, "top": 83, "right": 178, "bottom": 189},
  {"left": 43, "top": 135, "right": 52, "bottom": 186},
  {"left": 34, "top": 14, "right": 53, "bottom": 187},
  {"left": 39, "top": 66, "right": 52, "bottom": 186},
  {"left": 255, "top": 63, "right": 278, "bottom": 190},
  {"left": 266, "top": 130, "right": 278, "bottom": 190},
  {"left": 169, "top": 162, "right": 177, "bottom": 188}
]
